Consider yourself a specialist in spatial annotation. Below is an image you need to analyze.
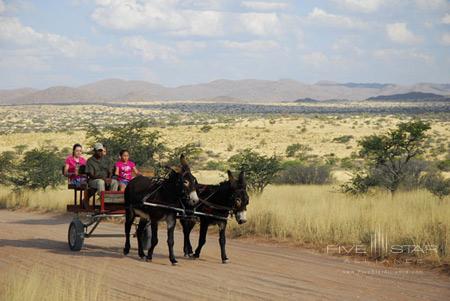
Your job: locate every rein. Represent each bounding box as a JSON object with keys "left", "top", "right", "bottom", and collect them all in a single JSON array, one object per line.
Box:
[
  {"left": 140, "top": 184, "right": 162, "bottom": 204},
  {"left": 197, "top": 190, "right": 233, "bottom": 212}
]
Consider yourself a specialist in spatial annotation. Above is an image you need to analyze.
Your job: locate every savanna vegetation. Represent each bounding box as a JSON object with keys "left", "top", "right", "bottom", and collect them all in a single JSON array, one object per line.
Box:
[{"left": 0, "top": 103, "right": 449, "bottom": 266}]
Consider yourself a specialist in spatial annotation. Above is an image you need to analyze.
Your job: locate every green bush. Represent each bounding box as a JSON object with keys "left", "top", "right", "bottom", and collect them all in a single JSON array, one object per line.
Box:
[
  {"left": 86, "top": 120, "right": 165, "bottom": 168},
  {"left": 274, "top": 161, "right": 333, "bottom": 185},
  {"left": 332, "top": 135, "right": 354, "bottom": 143},
  {"left": 8, "top": 146, "right": 65, "bottom": 190},
  {"left": 421, "top": 172, "right": 450, "bottom": 200},
  {"left": 204, "top": 160, "right": 227, "bottom": 171},
  {"left": 228, "top": 148, "right": 281, "bottom": 193},
  {"left": 285, "top": 143, "right": 312, "bottom": 158}
]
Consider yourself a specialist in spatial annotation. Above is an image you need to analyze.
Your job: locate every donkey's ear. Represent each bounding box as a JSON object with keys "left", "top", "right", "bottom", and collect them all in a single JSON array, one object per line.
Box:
[
  {"left": 227, "top": 170, "right": 235, "bottom": 181},
  {"left": 180, "top": 153, "right": 188, "bottom": 167},
  {"left": 238, "top": 171, "right": 246, "bottom": 188},
  {"left": 227, "top": 170, "right": 237, "bottom": 188}
]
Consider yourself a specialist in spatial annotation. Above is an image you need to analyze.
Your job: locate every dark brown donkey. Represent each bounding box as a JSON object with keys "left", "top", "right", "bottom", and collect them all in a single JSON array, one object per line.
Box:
[
  {"left": 180, "top": 170, "right": 249, "bottom": 263},
  {"left": 123, "top": 155, "right": 199, "bottom": 265}
]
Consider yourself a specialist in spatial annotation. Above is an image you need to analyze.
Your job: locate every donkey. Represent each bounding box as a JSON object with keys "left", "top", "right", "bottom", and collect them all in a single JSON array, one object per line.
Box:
[
  {"left": 180, "top": 170, "right": 249, "bottom": 263},
  {"left": 123, "top": 155, "right": 199, "bottom": 265}
]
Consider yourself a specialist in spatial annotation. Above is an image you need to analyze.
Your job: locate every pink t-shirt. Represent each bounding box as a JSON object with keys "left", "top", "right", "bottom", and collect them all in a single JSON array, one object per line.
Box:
[
  {"left": 65, "top": 155, "right": 86, "bottom": 181},
  {"left": 115, "top": 161, "right": 136, "bottom": 181}
]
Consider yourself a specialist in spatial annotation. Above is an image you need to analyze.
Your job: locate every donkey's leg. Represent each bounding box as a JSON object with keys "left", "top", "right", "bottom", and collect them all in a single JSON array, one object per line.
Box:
[
  {"left": 146, "top": 221, "right": 158, "bottom": 261},
  {"left": 218, "top": 222, "right": 229, "bottom": 263},
  {"left": 181, "top": 219, "right": 195, "bottom": 257},
  {"left": 193, "top": 219, "right": 209, "bottom": 258},
  {"left": 136, "top": 218, "right": 147, "bottom": 259},
  {"left": 123, "top": 208, "right": 134, "bottom": 255},
  {"left": 166, "top": 214, "right": 178, "bottom": 265}
]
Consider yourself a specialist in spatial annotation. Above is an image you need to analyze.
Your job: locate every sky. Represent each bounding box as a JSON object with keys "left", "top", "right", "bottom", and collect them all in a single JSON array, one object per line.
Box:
[{"left": 0, "top": 0, "right": 449, "bottom": 89}]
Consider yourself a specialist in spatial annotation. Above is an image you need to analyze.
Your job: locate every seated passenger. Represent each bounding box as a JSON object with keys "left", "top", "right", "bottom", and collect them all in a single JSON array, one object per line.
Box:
[
  {"left": 114, "top": 149, "right": 140, "bottom": 191},
  {"left": 85, "top": 143, "right": 119, "bottom": 195},
  {"left": 64, "top": 143, "right": 87, "bottom": 187}
]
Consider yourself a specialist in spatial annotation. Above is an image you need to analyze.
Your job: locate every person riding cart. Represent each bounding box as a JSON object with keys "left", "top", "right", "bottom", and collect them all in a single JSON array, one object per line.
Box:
[{"left": 84, "top": 143, "right": 119, "bottom": 207}]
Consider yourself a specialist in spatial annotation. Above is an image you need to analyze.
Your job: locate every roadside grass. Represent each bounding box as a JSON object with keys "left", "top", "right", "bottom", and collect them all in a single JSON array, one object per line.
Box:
[
  {"left": 228, "top": 185, "right": 450, "bottom": 264},
  {"left": 0, "top": 185, "right": 71, "bottom": 212},
  {"left": 1, "top": 265, "right": 112, "bottom": 301}
]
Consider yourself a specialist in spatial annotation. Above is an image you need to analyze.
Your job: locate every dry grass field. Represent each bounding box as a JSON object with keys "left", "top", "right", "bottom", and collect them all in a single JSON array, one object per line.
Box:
[
  {"left": 1, "top": 265, "right": 111, "bottom": 301},
  {"left": 0, "top": 104, "right": 448, "bottom": 162}
]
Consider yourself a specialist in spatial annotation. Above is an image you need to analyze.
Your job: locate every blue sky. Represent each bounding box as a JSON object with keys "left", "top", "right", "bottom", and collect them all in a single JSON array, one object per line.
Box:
[{"left": 0, "top": 0, "right": 449, "bottom": 89}]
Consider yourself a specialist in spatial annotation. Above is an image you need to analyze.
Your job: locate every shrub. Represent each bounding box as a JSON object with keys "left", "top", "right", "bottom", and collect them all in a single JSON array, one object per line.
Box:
[
  {"left": 332, "top": 135, "right": 354, "bottom": 143},
  {"left": 165, "top": 143, "right": 203, "bottom": 168},
  {"left": 86, "top": 120, "right": 165, "bottom": 168},
  {"left": 10, "top": 146, "right": 66, "bottom": 190},
  {"left": 285, "top": 143, "right": 312, "bottom": 158},
  {"left": 228, "top": 148, "right": 281, "bottom": 193},
  {"left": 356, "top": 119, "right": 431, "bottom": 194},
  {"left": 421, "top": 172, "right": 450, "bottom": 200},
  {"left": 204, "top": 160, "right": 227, "bottom": 171},
  {"left": 274, "top": 161, "right": 333, "bottom": 185},
  {"left": 437, "top": 158, "right": 450, "bottom": 172},
  {"left": 200, "top": 125, "right": 212, "bottom": 132}
]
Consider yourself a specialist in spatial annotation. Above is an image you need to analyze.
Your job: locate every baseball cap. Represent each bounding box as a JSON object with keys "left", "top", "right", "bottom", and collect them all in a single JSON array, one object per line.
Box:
[{"left": 93, "top": 143, "right": 104, "bottom": 151}]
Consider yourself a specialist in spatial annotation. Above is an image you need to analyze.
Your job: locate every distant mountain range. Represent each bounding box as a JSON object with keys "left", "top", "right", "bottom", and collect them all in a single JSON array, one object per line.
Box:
[
  {"left": 367, "top": 92, "right": 449, "bottom": 101},
  {"left": 1, "top": 79, "right": 450, "bottom": 104}
]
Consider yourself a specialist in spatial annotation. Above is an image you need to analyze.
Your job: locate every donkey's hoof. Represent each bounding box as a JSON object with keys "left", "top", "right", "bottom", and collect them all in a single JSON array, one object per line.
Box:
[
  {"left": 123, "top": 248, "right": 130, "bottom": 255},
  {"left": 145, "top": 256, "right": 152, "bottom": 262},
  {"left": 171, "top": 259, "right": 178, "bottom": 266},
  {"left": 222, "top": 258, "right": 229, "bottom": 264}
]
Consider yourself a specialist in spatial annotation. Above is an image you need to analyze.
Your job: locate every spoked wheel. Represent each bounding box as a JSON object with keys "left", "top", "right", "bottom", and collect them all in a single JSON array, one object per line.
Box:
[{"left": 68, "top": 219, "right": 85, "bottom": 251}]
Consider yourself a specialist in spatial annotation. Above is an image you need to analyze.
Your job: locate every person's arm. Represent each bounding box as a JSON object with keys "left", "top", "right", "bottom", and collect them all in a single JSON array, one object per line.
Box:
[
  {"left": 132, "top": 166, "right": 140, "bottom": 176},
  {"left": 114, "top": 165, "right": 120, "bottom": 177},
  {"left": 63, "top": 163, "right": 70, "bottom": 177}
]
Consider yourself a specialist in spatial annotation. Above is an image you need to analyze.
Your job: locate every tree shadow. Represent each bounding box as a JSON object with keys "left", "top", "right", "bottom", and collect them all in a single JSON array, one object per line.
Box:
[
  {"left": 0, "top": 238, "right": 183, "bottom": 261},
  {"left": 12, "top": 215, "right": 69, "bottom": 225},
  {"left": 0, "top": 238, "right": 124, "bottom": 258}
]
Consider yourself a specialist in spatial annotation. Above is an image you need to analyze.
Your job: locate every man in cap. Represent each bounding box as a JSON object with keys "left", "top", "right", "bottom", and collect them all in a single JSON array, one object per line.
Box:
[{"left": 85, "top": 143, "right": 119, "bottom": 196}]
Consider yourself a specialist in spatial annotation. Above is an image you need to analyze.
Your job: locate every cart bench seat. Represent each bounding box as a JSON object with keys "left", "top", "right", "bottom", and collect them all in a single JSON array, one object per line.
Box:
[{"left": 66, "top": 190, "right": 125, "bottom": 214}]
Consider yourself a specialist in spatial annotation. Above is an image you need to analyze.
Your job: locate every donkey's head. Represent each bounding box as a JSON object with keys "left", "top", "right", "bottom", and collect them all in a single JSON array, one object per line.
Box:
[
  {"left": 227, "top": 170, "right": 249, "bottom": 224},
  {"left": 168, "top": 154, "right": 199, "bottom": 206}
]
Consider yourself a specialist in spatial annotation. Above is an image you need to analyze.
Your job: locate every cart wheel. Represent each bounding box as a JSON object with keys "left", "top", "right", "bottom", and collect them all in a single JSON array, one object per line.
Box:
[{"left": 68, "top": 219, "right": 85, "bottom": 251}]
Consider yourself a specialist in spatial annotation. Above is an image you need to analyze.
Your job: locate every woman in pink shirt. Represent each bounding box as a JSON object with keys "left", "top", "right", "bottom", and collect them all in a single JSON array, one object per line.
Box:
[
  {"left": 64, "top": 144, "right": 87, "bottom": 187},
  {"left": 114, "top": 149, "right": 140, "bottom": 191}
]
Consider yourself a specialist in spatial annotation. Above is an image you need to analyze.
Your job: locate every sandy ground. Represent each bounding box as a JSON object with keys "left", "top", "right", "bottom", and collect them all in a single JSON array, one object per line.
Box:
[{"left": 0, "top": 210, "right": 449, "bottom": 300}]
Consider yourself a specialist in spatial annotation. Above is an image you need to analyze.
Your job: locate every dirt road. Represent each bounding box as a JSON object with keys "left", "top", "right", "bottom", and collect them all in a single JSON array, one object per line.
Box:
[{"left": 0, "top": 210, "right": 449, "bottom": 300}]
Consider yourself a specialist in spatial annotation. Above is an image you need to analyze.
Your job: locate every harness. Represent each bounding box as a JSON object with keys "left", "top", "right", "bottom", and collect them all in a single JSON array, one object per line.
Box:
[{"left": 135, "top": 176, "right": 243, "bottom": 222}]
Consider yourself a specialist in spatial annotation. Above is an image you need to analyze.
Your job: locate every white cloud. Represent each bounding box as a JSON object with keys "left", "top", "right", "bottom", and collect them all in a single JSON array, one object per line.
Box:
[
  {"left": 441, "top": 33, "right": 450, "bottom": 46},
  {"left": 333, "top": 0, "right": 385, "bottom": 13},
  {"left": 175, "top": 40, "right": 207, "bottom": 54},
  {"left": 180, "top": 0, "right": 226, "bottom": 10},
  {"left": 122, "top": 36, "right": 177, "bottom": 61},
  {"left": 301, "top": 51, "right": 329, "bottom": 67},
  {"left": 373, "top": 48, "right": 433, "bottom": 63},
  {"left": 442, "top": 13, "right": 450, "bottom": 25},
  {"left": 386, "top": 23, "right": 422, "bottom": 44},
  {"left": 221, "top": 40, "right": 279, "bottom": 51},
  {"left": 307, "top": 7, "right": 367, "bottom": 29},
  {"left": 241, "top": 1, "right": 288, "bottom": 11},
  {"left": 0, "top": 1, "right": 5, "bottom": 14},
  {"left": 238, "top": 12, "right": 282, "bottom": 35},
  {"left": 332, "top": 37, "right": 364, "bottom": 56},
  {"left": 92, "top": 1, "right": 286, "bottom": 37},
  {"left": 0, "top": 17, "right": 91, "bottom": 57},
  {"left": 415, "top": 0, "right": 449, "bottom": 10}
]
